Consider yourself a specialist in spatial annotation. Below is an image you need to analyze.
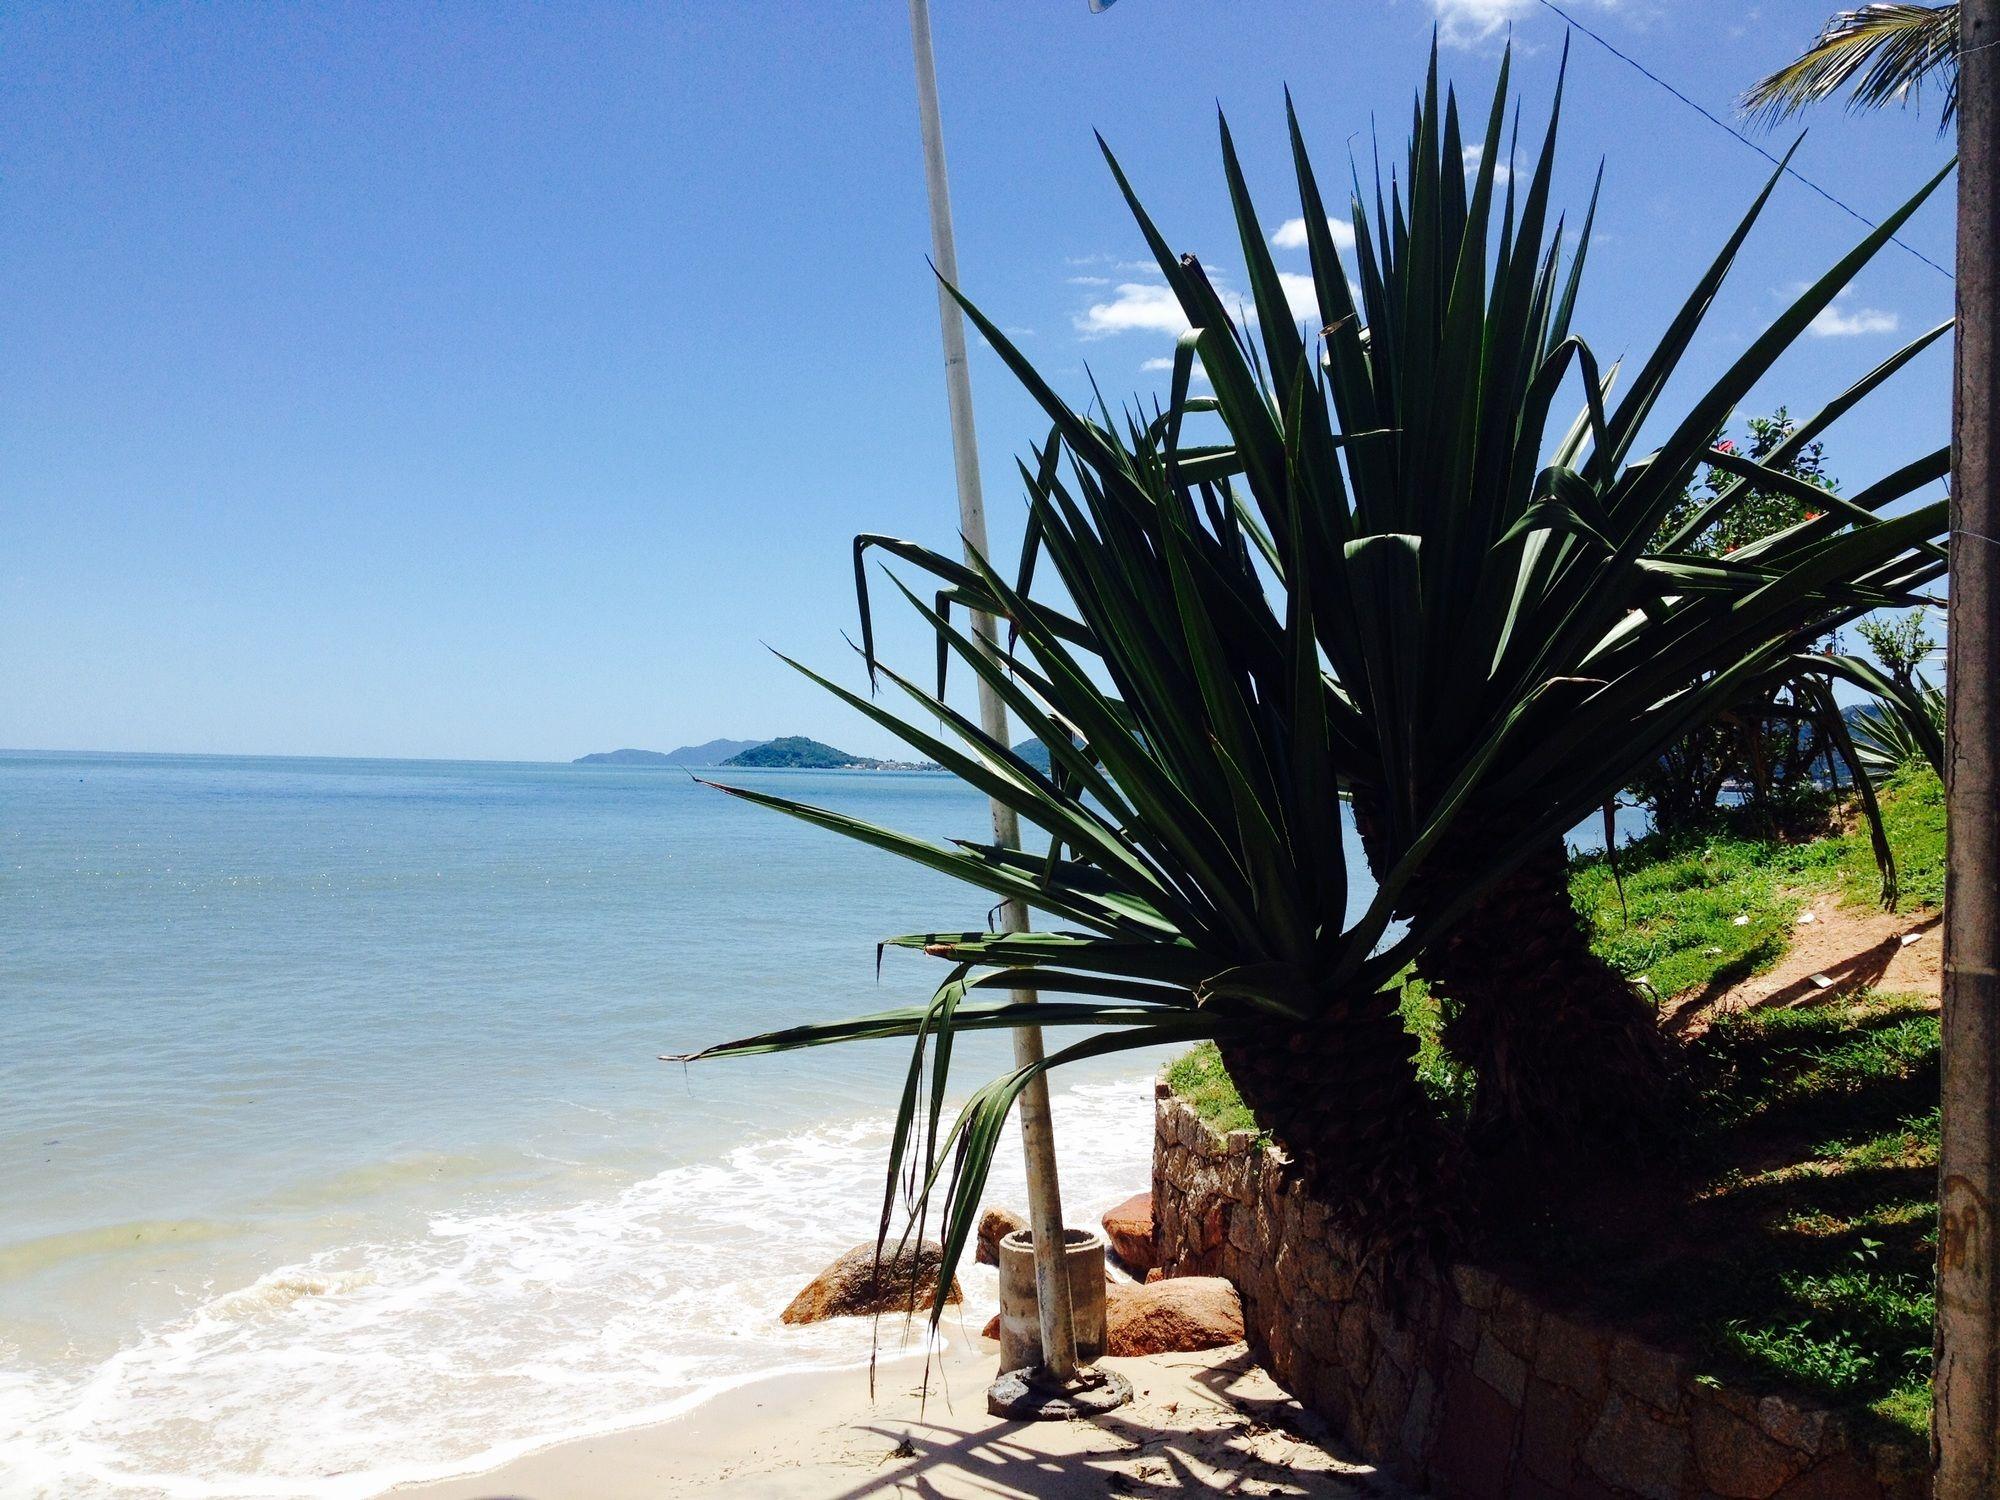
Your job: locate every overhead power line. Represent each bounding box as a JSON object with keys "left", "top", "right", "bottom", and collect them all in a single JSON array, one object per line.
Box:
[{"left": 1533, "top": 0, "right": 1956, "bottom": 282}]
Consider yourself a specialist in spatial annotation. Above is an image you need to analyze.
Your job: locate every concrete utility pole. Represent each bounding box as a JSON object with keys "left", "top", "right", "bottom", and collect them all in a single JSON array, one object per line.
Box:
[
  {"left": 1937, "top": 1, "right": 2000, "bottom": 1493},
  {"left": 904, "top": 0, "right": 1079, "bottom": 1385}
]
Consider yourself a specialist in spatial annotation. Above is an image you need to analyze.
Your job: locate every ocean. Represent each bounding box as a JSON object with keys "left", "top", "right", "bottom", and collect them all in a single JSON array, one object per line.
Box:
[{"left": 0, "top": 752, "right": 1192, "bottom": 1498}]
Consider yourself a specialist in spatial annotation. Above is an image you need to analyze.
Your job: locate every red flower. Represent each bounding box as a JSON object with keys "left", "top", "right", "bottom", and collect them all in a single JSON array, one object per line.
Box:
[{"left": 1716, "top": 439, "right": 1737, "bottom": 454}]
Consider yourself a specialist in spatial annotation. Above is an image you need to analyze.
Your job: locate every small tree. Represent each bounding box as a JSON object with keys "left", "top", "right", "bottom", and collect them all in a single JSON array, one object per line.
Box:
[
  {"left": 1857, "top": 607, "right": 1940, "bottom": 687},
  {"left": 1634, "top": 411, "right": 1848, "bottom": 835}
]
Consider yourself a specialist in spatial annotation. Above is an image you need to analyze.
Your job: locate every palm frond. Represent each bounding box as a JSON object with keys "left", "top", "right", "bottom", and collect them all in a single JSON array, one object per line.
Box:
[{"left": 1743, "top": 4, "right": 1960, "bottom": 127}]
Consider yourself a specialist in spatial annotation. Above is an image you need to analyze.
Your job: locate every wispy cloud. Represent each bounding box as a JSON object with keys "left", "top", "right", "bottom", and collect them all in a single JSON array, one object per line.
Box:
[
  {"left": 1142, "top": 355, "right": 1211, "bottom": 382},
  {"left": 1808, "top": 298, "right": 1900, "bottom": 338},
  {"left": 1066, "top": 275, "right": 1111, "bottom": 286},
  {"left": 1431, "top": 0, "right": 1620, "bottom": 48},
  {"left": 1270, "top": 217, "right": 1357, "bottom": 252},
  {"left": 1464, "top": 144, "right": 1512, "bottom": 183}
]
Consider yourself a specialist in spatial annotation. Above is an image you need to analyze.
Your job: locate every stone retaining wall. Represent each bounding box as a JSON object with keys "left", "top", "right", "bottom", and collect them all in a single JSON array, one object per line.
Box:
[{"left": 1151, "top": 1081, "right": 1925, "bottom": 1500}]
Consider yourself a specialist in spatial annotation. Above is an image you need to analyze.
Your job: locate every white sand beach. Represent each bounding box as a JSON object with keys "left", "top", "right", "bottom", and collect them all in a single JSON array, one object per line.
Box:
[{"left": 392, "top": 1336, "right": 1397, "bottom": 1499}]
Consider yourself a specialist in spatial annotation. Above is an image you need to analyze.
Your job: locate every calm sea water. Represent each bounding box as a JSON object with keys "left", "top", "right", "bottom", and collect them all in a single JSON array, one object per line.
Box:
[{"left": 0, "top": 753, "right": 1199, "bottom": 1499}]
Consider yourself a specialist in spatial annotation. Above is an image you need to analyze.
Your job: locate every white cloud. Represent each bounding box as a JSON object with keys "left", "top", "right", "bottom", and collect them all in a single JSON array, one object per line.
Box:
[
  {"left": 1141, "top": 355, "right": 1210, "bottom": 383},
  {"left": 1270, "top": 216, "right": 1357, "bottom": 252},
  {"left": 1066, "top": 275, "right": 1111, "bottom": 286},
  {"left": 1279, "top": 272, "right": 1319, "bottom": 321},
  {"left": 1076, "top": 269, "right": 1346, "bottom": 339},
  {"left": 1464, "top": 144, "right": 1512, "bottom": 184},
  {"left": 1809, "top": 299, "right": 1900, "bottom": 338},
  {"left": 1076, "top": 282, "right": 1190, "bottom": 337}
]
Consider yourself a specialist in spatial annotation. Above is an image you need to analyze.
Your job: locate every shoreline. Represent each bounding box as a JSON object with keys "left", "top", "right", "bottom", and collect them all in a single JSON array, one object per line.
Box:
[{"left": 388, "top": 1334, "right": 1397, "bottom": 1499}]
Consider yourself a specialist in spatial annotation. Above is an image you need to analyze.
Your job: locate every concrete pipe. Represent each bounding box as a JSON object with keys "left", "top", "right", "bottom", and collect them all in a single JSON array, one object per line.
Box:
[{"left": 995, "top": 1227, "right": 1106, "bottom": 1373}]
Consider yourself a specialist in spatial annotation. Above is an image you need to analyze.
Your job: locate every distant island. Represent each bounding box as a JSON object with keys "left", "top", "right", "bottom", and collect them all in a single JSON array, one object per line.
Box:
[
  {"left": 1013, "top": 738, "right": 1051, "bottom": 773},
  {"left": 721, "top": 736, "right": 938, "bottom": 772},
  {"left": 574, "top": 736, "right": 940, "bottom": 771},
  {"left": 574, "top": 739, "right": 766, "bottom": 767}
]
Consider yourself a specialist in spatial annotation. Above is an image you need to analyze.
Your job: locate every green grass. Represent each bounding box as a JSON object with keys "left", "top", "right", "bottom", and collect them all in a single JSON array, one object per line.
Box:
[
  {"left": 1164, "top": 1042, "right": 1260, "bottom": 1136},
  {"left": 1838, "top": 765, "right": 1945, "bottom": 912},
  {"left": 1570, "top": 832, "right": 1800, "bottom": 1000},
  {"left": 1570, "top": 767, "right": 1943, "bottom": 1001},
  {"left": 1657, "top": 993, "right": 1939, "bottom": 1441}
]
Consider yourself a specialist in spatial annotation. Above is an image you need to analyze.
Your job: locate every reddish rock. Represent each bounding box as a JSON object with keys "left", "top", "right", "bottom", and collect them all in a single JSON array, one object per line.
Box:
[
  {"left": 1773, "top": 1454, "right": 1881, "bottom": 1500},
  {"left": 1533, "top": 1312, "right": 1609, "bottom": 1401},
  {"left": 1102, "top": 1276, "right": 1243, "bottom": 1355},
  {"left": 1609, "top": 1335, "right": 1686, "bottom": 1414},
  {"left": 1518, "top": 1376, "right": 1591, "bottom": 1488},
  {"left": 1691, "top": 1396, "right": 1811, "bottom": 1498},
  {"left": 975, "top": 1207, "right": 1027, "bottom": 1267},
  {"left": 779, "top": 1241, "right": 962, "bottom": 1325},
  {"left": 1432, "top": 1359, "right": 1520, "bottom": 1500},
  {"left": 1871, "top": 1442, "right": 1929, "bottom": 1500},
  {"left": 1451, "top": 1265, "right": 1501, "bottom": 1310},
  {"left": 1474, "top": 1331, "right": 1529, "bottom": 1404},
  {"left": 1756, "top": 1394, "right": 1828, "bottom": 1454},
  {"left": 1101, "top": 1191, "right": 1156, "bottom": 1271},
  {"left": 1582, "top": 1392, "right": 1687, "bottom": 1500},
  {"left": 1144, "top": 1266, "right": 1164, "bottom": 1284},
  {"left": 980, "top": 1312, "right": 1000, "bottom": 1340}
]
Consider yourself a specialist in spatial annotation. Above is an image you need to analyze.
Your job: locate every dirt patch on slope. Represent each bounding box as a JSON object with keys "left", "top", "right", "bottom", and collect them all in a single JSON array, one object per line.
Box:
[{"left": 1664, "top": 897, "right": 1940, "bottom": 1037}]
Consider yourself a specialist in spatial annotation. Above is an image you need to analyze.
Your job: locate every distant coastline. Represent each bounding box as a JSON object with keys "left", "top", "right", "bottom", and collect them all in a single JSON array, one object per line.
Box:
[{"left": 573, "top": 735, "right": 954, "bottom": 772}]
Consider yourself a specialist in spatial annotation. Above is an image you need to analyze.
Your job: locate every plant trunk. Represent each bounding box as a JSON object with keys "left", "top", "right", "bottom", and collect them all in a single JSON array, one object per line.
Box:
[
  {"left": 1413, "top": 833, "right": 1670, "bottom": 1154},
  {"left": 1216, "top": 985, "right": 1461, "bottom": 1277},
  {"left": 1350, "top": 791, "right": 1670, "bottom": 1157}
]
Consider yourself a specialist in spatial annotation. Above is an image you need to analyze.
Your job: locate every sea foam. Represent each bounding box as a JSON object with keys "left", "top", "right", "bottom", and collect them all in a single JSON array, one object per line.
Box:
[{"left": 0, "top": 1074, "right": 1157, "bottom": 1499}]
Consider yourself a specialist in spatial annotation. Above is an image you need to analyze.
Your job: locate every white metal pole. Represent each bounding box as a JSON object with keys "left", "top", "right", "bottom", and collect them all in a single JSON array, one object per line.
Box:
[{"left": 905, "top": 0, "right": 1079, "bottom": 1382}]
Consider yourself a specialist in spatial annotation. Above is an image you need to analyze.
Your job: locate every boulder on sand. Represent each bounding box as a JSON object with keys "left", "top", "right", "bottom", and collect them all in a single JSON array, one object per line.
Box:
[
  {"left": 976, "top": 1207, "right": 1028, "bottom": 1267},
  {"left": 1101, "top": 1192, "right": 1156, "bottom": 1272},
  {"left": 1103, "top": 1277, "right": 1243, "bottom": 1356},
  {"left": 780, "top": 1242, "right": 963, "bottom": 1325}
]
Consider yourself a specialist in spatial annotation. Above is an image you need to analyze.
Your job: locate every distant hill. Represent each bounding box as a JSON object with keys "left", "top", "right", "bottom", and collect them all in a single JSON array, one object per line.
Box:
[
  {"left": 1014, "top": 738, "right": 1052, "bottom": 773},
  {"left": 1013, "top": 736, "right": 1088, "bottom": 774},
  {"left": 573, "top": 748, "right": 675, "bottom": 766},
  {"left": 574, "top": 739, "right": 768, "bottom": 767},
  {"left": 662, "top": 738, "right": 768, "bottom": 765},
  {"left": 722, "top": 736, "right": 937, "bottom": 772}
]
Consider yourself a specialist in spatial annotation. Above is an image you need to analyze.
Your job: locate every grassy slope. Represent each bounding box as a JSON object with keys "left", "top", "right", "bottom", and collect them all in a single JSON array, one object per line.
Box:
[
  {"left": 1165, "top": 769, "right": 1946, "bottom": 1441},
  {"left": 1569, "top": 765, "right": 1944, "bottom": 1000},
  {"left": 1674, "top": 995, "right": 1938, "bottom": 1439}
]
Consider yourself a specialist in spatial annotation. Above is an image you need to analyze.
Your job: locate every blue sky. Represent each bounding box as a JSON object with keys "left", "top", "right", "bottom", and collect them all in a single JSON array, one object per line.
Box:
[{"left": 1, "top": 0, "right": 1957, "bottom": 761}]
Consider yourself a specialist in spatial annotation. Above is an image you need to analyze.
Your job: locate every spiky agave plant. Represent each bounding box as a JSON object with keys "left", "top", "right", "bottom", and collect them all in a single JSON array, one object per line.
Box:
[
  {"left": 1852, "top": 673, "right": 1947, "bottom": 778},
  {"left": 1003, "top": 45, "right": 1951, "bottom": 1155},
  {"left": 677, "top": 50, "right": 1950, "bottom": 1318},
  {"left": 681, "top": 390, "right": 1485, "bottom": 1285}
]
